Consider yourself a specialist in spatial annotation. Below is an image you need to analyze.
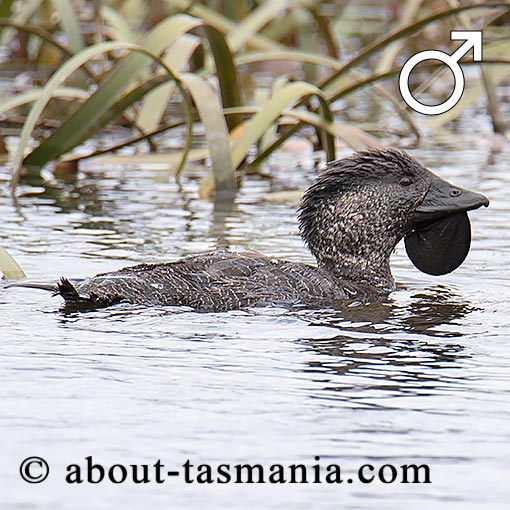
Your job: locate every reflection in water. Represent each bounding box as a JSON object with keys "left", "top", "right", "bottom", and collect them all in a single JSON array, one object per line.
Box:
[
  {"left": 209, "top": 198, "right": 237, "bottom": 250},
  {"left": 298, "top": 285, "right": 475, "bottom": 337},
  {"left": 297, "top": 285, "right": 475, "bottom": 404},
  {"left": 19, "top": 172, "right": 111, "bottom": 215}
]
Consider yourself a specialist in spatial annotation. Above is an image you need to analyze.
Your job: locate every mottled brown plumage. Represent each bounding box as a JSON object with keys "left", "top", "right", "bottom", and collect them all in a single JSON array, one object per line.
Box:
[
  {"left": 59, "top": 251, "right": 365, "bottom": 312},
  {"left": 55, "top": 149, "right": 488, "bottom": 311}
]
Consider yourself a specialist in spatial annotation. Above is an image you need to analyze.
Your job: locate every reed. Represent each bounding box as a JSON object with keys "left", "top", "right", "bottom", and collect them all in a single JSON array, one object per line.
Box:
[{"left": 0, "top": 0, "right": 508, "bottom": 203}]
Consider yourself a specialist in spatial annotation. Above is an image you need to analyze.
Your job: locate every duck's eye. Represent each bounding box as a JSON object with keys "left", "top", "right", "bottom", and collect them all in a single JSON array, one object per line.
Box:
[
  {"left": 450, "top": 188, "right": 462, "bottom": 197},
  {"left": 400, "top": 176, "right": 413, "bottom": 186}
]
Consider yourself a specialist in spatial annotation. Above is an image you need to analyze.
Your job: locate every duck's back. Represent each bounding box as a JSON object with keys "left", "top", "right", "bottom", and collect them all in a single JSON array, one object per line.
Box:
[{"left": 59, "top": 250, "right": 359, "bottom": 311}]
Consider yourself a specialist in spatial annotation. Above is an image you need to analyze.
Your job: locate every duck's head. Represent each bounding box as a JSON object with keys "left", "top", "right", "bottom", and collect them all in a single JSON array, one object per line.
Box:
[{"left": 298, "top": 148, "right": 488, "bottom": 293}]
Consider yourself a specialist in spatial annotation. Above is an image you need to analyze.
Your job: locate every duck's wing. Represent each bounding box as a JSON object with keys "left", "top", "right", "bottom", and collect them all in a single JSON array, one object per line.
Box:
[{"left": 58, "top": 250, "right": 350, "bottom": 311}]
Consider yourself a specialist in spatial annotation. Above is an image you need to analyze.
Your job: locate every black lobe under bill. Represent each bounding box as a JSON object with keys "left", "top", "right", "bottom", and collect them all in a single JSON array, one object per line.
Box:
[{"left": 405, "top": 211, "right": 472, "bottom": 276}]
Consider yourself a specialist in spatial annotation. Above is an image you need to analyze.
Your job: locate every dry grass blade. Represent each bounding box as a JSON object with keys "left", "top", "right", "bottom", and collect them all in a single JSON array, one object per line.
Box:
[
  {"left": 225, "top": 106, "right": 383, "bottom": 153},
  {"left": 237, "top": 49, "right": 340, "bottom": 69},
  {"left": 180, "top": 73, "right": 236, "bottom": 196},
  {"left": 231, "top": 81, "right": 335, "bottom": 168},
  {"left": 61, "top": 116, "right": 190, "bottom": 164},
  {"left": 99, "top": 4, "right": 138, "bottom": 42},
  {"left": 85, "top": 147, "right": 210, "bottom": 166},
  {"left": 137, "top": 35, "right": 199, "bottom": 132},
  {"left": 283, "top": 111, "right": 384, "bottom": 151},
  {"left": 0, "top": 246, "right": 26, "bottom": 279},
  {"left": 227, "top": 0, "right": 291, "bottom": 52},
  {"left": 225, "top": 106, "right": 384, "bottom": 152},
  {"left": 0, "top": 87, "right": 89, "bottom": 115},
  {"left": 51, "top": 0, "right": 85, "bottom": 54},
  {"left": 168, "top": 0, "right": 286, "bottom": 51}
]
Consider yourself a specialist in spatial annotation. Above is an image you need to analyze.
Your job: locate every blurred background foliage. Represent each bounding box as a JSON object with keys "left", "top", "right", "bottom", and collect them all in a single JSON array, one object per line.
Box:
[{"left": 0, "top": 0, "right": 509, "bottom": 200}]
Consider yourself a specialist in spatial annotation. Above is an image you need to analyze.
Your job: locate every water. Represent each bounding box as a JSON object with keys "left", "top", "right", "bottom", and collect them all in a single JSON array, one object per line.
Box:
[{"left": 1, "top": 140, "right": 509, "bottom": 509}]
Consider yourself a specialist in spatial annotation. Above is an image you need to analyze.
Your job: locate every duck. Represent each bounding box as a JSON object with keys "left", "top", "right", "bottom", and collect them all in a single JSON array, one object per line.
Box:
[{"left": 51, "top": 148, "right": 488, "bottom": 311}]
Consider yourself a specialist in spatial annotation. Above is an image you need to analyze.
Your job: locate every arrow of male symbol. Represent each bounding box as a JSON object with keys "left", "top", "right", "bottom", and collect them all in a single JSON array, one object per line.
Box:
[
  {"left": 451, "top": 31, "right": 483, "bottom": 62},
  {"left": 399, "top": 30, "right": 483, "bottom": 115}
]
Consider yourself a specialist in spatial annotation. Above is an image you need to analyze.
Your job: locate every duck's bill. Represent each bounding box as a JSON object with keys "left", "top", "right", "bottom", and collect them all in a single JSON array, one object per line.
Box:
[
  {"left": 405, "top": 175, "right": 489, "bottom": 276},
  {"left": 413, "top": 175, "right": 489, "bottom": 221}
]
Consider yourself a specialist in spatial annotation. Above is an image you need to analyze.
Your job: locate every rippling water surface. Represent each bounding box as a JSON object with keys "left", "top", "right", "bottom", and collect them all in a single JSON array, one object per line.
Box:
[{"left": 1, "top": 140, "right": 509, "bottom": 509}]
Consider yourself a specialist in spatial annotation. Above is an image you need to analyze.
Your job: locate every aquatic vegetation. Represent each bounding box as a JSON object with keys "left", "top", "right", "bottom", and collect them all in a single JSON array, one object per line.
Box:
[
  {"left": 0, "top": 0, "right": 508, "bottom": 201},
  {"left": 0, "top": 245, "right": 25, "bottom": 279}
]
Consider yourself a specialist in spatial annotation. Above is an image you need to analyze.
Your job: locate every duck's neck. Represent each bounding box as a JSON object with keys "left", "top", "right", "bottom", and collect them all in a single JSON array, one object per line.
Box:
[
  {"left": 317, "top": 252, "right": 396, "bottom": 295},
  {"left": 299, "top": 191, "right": 403, "bottom": 296}
]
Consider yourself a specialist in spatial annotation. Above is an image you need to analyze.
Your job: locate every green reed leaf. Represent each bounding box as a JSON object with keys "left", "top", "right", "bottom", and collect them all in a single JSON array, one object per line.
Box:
[{"left": 12, "top": 41, "right": 134, "bottom": 188}]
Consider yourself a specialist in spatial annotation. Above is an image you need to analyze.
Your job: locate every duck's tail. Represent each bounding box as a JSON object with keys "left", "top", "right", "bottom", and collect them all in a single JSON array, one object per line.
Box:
[
  {"left": 7, "top": 278, "right": 86, "bottom": 302},
  {"left": 57, "top": 277, "right": 83, "bottom": 302},
  {"left": 56, "top": 278, "right": 118, "bottom": 311},
  {"left": 7, "top": 277, "right": 107, "bottom": 312}
]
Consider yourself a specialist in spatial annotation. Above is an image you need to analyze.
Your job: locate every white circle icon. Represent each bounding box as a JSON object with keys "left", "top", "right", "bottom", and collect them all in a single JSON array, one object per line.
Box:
[{"left": 398, "top": 31, "right": 482, "bottom": 116}]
